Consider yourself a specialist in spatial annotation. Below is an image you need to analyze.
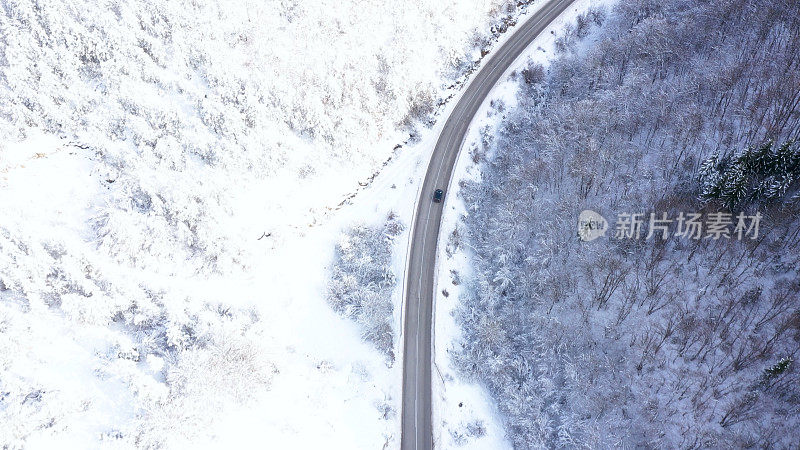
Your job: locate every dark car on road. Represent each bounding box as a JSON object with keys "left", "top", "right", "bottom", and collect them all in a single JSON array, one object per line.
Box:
[{"left": 433, "top": 189, "right": 444, "bottom": 203}]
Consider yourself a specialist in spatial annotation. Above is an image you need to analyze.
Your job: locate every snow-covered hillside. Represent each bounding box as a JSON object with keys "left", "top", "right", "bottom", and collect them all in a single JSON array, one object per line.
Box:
[
  {"left": 0, "top": 0, "right": 541, "bottom": 447},
  {"left": 452, "top": 0, "right": 800, "bottom": 447}
]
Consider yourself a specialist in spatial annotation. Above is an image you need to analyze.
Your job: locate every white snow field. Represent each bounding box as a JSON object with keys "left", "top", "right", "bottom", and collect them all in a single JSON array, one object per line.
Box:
[{"left": 0, "top": 0, "right": 553, "bottom": 448}]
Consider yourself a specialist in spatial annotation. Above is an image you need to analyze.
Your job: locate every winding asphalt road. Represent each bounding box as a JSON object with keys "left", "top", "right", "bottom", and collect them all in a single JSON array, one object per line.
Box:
[{"left": 400, "top": 0, "right": 576, "bottom": 448}]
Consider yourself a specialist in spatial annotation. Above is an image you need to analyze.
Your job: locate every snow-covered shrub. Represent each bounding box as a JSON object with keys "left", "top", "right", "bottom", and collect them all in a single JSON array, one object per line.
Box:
[
  {"left": 328, "top": 213, "right": 403, "bottom": 361},
  {"left": 132, "top": 328, "right": 274, "bottom": 447},
  {"left": 449, "top": 419, "right": 487, "bottom": 446}
]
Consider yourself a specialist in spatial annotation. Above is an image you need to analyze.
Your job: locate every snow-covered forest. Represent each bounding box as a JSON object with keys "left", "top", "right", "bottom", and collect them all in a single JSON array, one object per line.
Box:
[
  {"left": 455, "top": 0, "right": 800, "bottom": 447},
  {"left": 0, "top": 0, "right": 537, "bottom": 446}
]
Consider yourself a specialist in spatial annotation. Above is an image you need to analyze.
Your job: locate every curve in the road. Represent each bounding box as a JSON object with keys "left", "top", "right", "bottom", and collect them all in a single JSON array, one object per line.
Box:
[{"left": 400, "top": 0, "right": 576, "bottom": 448}]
